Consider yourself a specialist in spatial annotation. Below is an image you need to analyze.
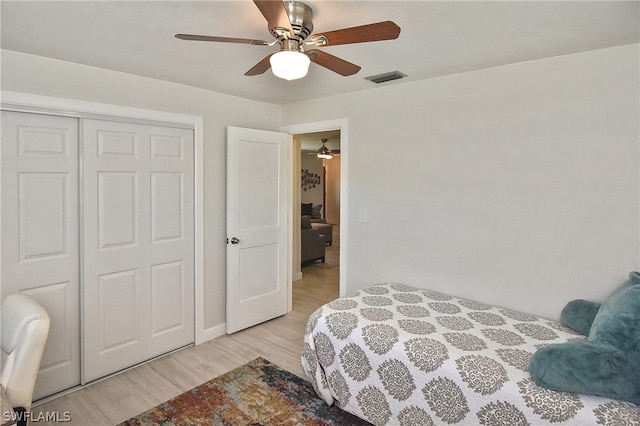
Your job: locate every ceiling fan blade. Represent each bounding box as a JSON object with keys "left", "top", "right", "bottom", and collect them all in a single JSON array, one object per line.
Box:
[
  {"left": 245, "top": 54, "right": 273, "bottom": 76},
  {"left": 253, "top": 0, "right": 294, "bottom": 36},
  {"left": 175, "top": 34, "right": 268, "bottom": 46},
  {"left": 311, "top": 21, "right": 401, "bottom": 46},
  {"left": 307, "top": 50, "right": 361, "bottom": 76}
]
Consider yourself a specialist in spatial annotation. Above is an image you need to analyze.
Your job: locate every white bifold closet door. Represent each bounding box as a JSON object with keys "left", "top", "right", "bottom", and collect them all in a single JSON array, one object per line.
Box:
[
  {"left": 1, "top": 111, "right": 81, "bottom": 399},
  {"left": 82, "top": 119, "right": 195, "bottom": 381},
  {"left": 2, "top": 112, "right": 195, "bottom": 395}
]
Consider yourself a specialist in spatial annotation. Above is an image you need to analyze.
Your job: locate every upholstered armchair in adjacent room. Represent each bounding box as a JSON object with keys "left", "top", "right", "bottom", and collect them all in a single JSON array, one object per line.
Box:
[
  {"left": 301, "top": 203, "right": 333, "bottom": 246},
  {"left": 1, "top": 293, "right": 50, "bottom": 422},
  {"left": 301, "top": 215, "right": 326, "bottom": 264}
]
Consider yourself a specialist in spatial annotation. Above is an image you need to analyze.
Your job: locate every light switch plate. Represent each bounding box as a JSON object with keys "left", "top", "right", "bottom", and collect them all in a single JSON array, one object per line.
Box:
[{"left": 359, "top": 209, "right": 367, "bottom": 223}]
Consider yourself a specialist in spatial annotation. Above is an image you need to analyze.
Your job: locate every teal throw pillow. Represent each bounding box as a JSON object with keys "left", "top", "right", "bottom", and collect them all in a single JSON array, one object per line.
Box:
[
  {"left": 560, "top": 299, "right": 601, "bottom": 336},
  {"left": 529, "top": 272, "right": 640, "bottom": 404}
]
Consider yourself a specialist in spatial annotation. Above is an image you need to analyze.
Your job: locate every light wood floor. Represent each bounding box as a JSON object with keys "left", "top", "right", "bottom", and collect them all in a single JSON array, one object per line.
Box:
[{"left": 32, "top": 264, "right": 339, "bottom": 425}]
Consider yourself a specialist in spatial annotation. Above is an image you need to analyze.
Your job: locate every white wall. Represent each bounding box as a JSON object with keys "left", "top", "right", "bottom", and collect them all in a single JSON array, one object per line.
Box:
[
  {"left": 282, "top": 45, "right": 640, "bottom": 320},
  {"left": 0, "top": 50, "right": 282, "bottom": 334},
  {"left": 3, "top": 45, "right": 638, "bottom": 324}
]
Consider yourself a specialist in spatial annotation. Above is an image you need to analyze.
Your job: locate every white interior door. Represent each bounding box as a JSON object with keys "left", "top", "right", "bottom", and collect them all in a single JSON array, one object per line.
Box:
[
  {"left": 226, "top": 126, "right": 290, "bottom": 334},
  {"left": 82, "top": 119, "right": 194, "bottom": 381},
  {"left": 1, "top": 111, "right": 81, "bottom": 398}
]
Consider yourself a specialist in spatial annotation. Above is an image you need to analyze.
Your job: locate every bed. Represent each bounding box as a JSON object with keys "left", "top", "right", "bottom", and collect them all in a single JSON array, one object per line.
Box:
[{"left": 301, "top": 283, "right": 640, "bottom": 425}]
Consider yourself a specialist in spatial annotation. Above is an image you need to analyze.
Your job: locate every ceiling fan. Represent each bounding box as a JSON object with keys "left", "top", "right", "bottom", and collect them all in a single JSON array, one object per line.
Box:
[
  {"left": 175, "top": 0, "right": 401, "bottom": 80},
  {"left": 306, "top": 138, "right": 339, "bottom": 159}
]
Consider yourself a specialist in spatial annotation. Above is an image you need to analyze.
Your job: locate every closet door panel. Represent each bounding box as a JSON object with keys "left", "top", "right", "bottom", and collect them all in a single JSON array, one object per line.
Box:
[
  {"left": 151, "top": 260, "right": 185, "bottom": 335},
  {"left": 99, "top": 269, "right": 141, "bottom": 350},
  {"left": 18, "top": 173, "right": 68, "bottom": 258},
  {"left": 1, "top": 111, "right": 81, "bottom": 399},
  {"left": 22, "top": 283, "right": 77, "bottom": 392},
  {"left": 151, "top": 172, "right": 183, "bottom": 242},
  {"left": 83, "top": 119, "right": 194, "bottom": 381},
  {"left": 98, "top": 171, "right": 137, "bottom": 249}
]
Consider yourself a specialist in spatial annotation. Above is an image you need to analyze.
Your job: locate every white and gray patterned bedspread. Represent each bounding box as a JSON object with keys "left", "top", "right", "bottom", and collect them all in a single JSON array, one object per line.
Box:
[{"left": 301, "top": 284, "right": 640, "bottom": 425}]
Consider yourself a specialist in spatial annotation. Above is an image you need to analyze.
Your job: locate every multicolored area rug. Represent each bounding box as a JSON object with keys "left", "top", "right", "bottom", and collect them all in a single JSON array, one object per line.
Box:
[{"left": 119, "top": 357, "right": 370, "bottom": 426}]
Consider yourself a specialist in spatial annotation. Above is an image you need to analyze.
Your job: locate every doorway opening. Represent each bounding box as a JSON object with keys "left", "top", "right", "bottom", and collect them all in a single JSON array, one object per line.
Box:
[
  {"left": 292, "top": 129, "right": 341, "bottom": 311},
  {"left": 298, "top": 130, "right": 340, "bottom": 276},
  {"left": 281, "top": 118, "right": 348, "bottom": 307}
]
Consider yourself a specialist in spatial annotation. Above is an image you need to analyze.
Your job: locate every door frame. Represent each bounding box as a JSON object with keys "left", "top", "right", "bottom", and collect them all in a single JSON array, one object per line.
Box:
[
  {"left": 0, "top": 90, "right": 207, "bottom": 343},
  {"left": 280, "top": 119, "right": 348, "bottom": 298}
]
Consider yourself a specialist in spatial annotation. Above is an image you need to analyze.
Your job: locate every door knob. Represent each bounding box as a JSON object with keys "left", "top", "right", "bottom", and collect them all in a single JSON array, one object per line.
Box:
[{"left": 230, "top": 237, "right": 240, "bottom": 244}]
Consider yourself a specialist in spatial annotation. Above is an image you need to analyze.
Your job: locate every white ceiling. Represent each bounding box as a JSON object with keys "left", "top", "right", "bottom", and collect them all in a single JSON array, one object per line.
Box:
[{"left": 1, "top": 1, "right": 638, "bottom": 105}]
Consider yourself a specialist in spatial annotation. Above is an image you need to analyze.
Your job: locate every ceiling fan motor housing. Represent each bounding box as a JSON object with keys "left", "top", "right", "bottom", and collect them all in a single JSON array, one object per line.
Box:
[{"left": 269, "top": 1, "right": 314, "bottom": 42}]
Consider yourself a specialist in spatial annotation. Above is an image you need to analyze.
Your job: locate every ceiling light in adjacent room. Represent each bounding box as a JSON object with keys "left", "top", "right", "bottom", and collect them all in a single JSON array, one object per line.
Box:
[{"left": 317, "top": 139, "right": 333, "bottom": 159}]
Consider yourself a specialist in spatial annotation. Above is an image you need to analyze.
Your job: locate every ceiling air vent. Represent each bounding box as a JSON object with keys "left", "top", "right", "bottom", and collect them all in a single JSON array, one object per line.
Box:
[{"left": 365, "top": 71, "right": 407, "bottom": 84}]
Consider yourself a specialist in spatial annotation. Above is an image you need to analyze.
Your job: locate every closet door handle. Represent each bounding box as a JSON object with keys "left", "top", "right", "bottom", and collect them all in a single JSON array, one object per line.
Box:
[{"left": 230, "top": 237, "right": 240, "bottom": 245}]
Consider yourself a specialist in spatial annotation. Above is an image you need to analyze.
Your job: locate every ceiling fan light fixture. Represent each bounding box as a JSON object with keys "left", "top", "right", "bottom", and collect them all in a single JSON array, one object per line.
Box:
[
  {"left": 317, "top": 139, "right": 333, "bottom": 159},
  {"left": 317, "top": 148, "right": 333, "bottom": 159},
  {"left": 270, "top": 50, "right": 310, "bottom": 80}
]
